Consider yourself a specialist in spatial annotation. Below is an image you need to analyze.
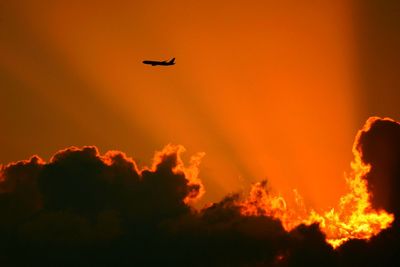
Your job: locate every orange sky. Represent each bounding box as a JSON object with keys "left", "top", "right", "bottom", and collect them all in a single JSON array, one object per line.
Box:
[{"left": 1, "top": 0, "right": 398, "bottom": 211}]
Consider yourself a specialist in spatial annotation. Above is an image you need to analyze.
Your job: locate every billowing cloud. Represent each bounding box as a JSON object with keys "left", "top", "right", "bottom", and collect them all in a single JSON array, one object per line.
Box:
[
  {"left": 0, "top": 117, "right": 399, "bottom": 266},
  {"left": 356, "top": 117, "right": 400, "bottom": 217}
]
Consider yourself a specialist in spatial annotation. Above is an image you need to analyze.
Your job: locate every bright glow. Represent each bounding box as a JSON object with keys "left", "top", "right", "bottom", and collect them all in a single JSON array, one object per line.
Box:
[{"left": 238, "top": 118, "right": 394, "bottom": 248}]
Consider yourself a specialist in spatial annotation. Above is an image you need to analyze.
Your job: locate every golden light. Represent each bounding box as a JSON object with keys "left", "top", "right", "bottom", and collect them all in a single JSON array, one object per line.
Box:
[{"left": 238, "top": 117, "right": 394, "bottom": 248}]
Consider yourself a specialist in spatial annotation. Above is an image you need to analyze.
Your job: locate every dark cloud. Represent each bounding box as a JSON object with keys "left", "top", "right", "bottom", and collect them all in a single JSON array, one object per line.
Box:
[
  {"left": 0, "top": 145, "right": 204, "bottom": 266},
  {"left": 0, "top": 117, "right": 399, "bottom": 266},
  {"left": 356, "top": 118, "right": 400, "bottom": 218}
]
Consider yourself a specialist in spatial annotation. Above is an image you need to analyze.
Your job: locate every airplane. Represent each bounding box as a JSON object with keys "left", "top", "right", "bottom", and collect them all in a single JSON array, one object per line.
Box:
[{"left": 142, "top": 58, "right": 175, "bottom": 66}]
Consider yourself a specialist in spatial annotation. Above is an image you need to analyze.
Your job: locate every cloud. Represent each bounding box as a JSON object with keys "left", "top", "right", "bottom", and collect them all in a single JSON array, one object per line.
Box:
[
  {"left": 0, "top": 117, "right": 399, "bottom": 266},
  {"left": 0, "top": 145, "right": 205, "bottom": 265},
  {"left": 355, "top": 117, "right": 400, "bottom": 217}
]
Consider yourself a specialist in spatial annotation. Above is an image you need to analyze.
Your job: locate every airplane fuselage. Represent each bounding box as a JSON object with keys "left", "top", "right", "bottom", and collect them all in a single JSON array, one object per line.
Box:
[
  {"left": 143, "top": 61, "right": 173, "bottom": 66},
  {"left": 143, "top": 58, "right": 175, "bottom": 66}
]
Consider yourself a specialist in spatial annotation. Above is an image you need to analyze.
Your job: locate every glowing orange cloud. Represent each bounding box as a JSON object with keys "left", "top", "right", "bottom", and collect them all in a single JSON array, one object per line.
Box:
[
  {"left": 238, "top": 117, "right": 395, "bottom": 248},
  {"left": 147, "top": 144, "right": 206, "bottom": 204}
]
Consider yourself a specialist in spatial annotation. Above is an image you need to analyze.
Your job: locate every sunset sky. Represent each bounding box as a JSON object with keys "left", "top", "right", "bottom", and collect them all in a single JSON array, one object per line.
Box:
[{"left": 1, "top": 0, "right": 399, "bottom": 211}]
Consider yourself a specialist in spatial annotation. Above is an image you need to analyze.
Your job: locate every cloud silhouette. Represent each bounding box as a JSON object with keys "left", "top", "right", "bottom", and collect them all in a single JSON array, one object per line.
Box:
[
  {"left": 356, "top": 117, "right": 400, "bottom": 218},
  {"left": 0, "top": 117, "right": 399, "bottom": 266}
]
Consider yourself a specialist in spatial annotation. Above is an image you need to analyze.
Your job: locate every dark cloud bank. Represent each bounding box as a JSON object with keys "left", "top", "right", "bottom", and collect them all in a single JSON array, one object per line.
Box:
[{"left": 0, "top": 117, "right": 399, "bottom": 267}]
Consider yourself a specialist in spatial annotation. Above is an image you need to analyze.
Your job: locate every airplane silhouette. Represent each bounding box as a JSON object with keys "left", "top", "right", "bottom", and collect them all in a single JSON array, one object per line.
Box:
[{"left": 142, "top": 58, "right": 175, "bottom": 66}]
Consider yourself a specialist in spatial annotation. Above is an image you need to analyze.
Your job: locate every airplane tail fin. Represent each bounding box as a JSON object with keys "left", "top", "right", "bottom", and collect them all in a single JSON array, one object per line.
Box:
[{"left": 169, "top": 58, "right": 175, "bottom": 64}]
